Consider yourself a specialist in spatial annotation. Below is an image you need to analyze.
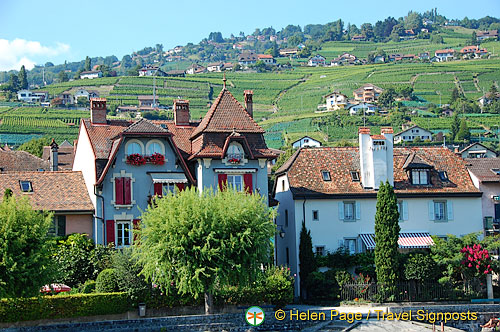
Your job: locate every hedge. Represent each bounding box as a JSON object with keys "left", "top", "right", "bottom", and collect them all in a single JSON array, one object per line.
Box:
[{"left": 0, "top": 292, "right": 129, "bottom": 323}]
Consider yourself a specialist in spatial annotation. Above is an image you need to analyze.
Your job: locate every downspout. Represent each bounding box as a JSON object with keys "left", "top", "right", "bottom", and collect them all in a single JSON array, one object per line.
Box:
[{"left": 94, "top": 185, "right": 105, "bottom": 245}]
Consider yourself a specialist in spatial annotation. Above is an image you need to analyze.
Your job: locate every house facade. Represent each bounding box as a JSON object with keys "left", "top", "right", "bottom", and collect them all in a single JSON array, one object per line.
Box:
[
  {"left": 74, "top": 88, "right": 99, "bottom": 101},
  {"left": 139, "top": 66, "right": 167, "bottom": 76},
  {"left": 459, "top": 143, "right": 498, "bottom": 159},
  {"left": 257, "top": 54, "right": 276, "bottom": 65},
  {"left": 17, "top": 90, "right": 41, "bottom": 103},
  {"left": 274, "top": 127, "right": 482, "bottom": 297},
  {"left": 325, "top": 92, "right": 348, "bottom": 111},
  {"left": 435, "top": 49, "right": 455, "bottom": 62},
  {"left": 307, "top": 55, "right": 326, "bottom": 67},
  {"left": 292, "top": 136, "right": 321, "bottom": 149},
  {"left": 394, "top": 125, "right": 433, "bottom": 144},
  {"left": 353, "top": 84, "right": 383, "bottom": 102},
  {"left": 80, "top": 71, "right": 102, "bottom": 79},
  {"left": 477, "top": 30, "right": 498, "bottom": 41},
  {"left": 73, "top": 86, "right": 276, "bottom": 246},
  {"left": 238, "top": 52, "right": 258, "bottom": 67}
]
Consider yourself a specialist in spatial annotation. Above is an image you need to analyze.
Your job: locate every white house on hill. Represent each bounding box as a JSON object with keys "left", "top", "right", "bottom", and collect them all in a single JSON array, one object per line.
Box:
[
  {"left": 394, "top": 125, "right": 433, "bottom": 143},
  {"left": 292, "top": 136, "right": 321, "bottom": 149}
]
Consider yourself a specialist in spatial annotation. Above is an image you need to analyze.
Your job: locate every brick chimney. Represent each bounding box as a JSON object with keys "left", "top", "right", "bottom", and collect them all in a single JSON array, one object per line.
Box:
[
  {"left": 50, "top": 139, "right": 58, "bottom": 171},
  {"left": 90, "top": 98, "right": 107, "bottom": 124},
  {"left": 174, "top": 99, "right": 190, "bottom": 126},
  {"left": 244, "top": 90, "right": 253, "bottom": 118},
  {"left": 359, "top": 127, "right": 394, "bottom": 189}
]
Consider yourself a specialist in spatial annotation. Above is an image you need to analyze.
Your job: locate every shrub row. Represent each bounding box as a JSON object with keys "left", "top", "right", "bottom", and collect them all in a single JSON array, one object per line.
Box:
[{"left": 0, "top": 292, "right": 129, "bottom": 323}]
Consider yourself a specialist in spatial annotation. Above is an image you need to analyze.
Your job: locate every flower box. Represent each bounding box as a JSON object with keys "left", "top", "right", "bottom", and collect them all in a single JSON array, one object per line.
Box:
[{"left": 126, "top": 153, "right": 165, "bottom": 166}]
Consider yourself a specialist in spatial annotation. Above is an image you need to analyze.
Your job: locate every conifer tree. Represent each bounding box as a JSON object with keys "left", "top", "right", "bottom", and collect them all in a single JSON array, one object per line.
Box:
[
  {"left": 299, "top": 220, "right": 316, "bottom": 300},
  {"left": 84, "top": 56, "right": 91, "bottom": 71},
  {"left": 456, "top": 118, "right": 470, "bottom": 141},
  {"left": 18, "top": 65, "right": 28, "bottom": 90},
  {"left": 451, "top": 113, "right": 460, "bottom": 140},
  {"left": 374, "top": 181, "right": 400, "bottom": 300}
]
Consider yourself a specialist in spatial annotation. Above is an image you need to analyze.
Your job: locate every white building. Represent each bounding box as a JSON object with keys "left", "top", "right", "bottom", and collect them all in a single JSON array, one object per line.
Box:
[
  {"left": 274, "top": 127, "right": 483, "bottom": 297},
  {"left": 459, "top": 143, "right": 498, "bottom": 159},
  {"left": 74, "top": 88, "right": 99, "bottom": 101},
  {"left": 17, "top": 90, "right": 41, "bottom": 103},
  {"left": 324, "top": 92, "right": 348, "bottom": 111},
  {"left": 206, "top": 62, "right": 224, "bottom": 72},
  {"left": 434, "top": 49, "right": 455, "bottom": 62},
  {"left": 257, "top": 54, "right": 276, "bottom": 65},
  {"left": 394, "top": 125, "right": 433, "bottom": 143},
  {"left": 292, "top": 136, "right": 321, "bottom": 149},
  {"left": 80, "top": 71, "right": 102, "bottom": 79}
]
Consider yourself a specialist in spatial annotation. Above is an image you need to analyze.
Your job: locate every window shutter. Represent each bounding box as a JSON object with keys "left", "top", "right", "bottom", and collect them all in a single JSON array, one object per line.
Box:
[
  {"left": 133, "top": 219, "right": 140, "bottom": 243},
  {"left": 57, "top": 216, "right": 66, "bottom": 236},
  {"left": 176, "top": 183, "right": 185, "bottom": 191},
  {"left": 355, "top": 202, "right": 361, "bottom": 220},
  {"left": 115, "top": 178, "right": 124, "bottom": 205},
  {"left": 154, "top": 183, "right": 163, "bottom": 196},
  {"left": 106, "top": 220, "right": 115, "bottom": 245},
  {"left": 124, "top": 178, "right": 132, "bottom": 205},
  {"left": 338, "top": 202, "right": 344, "bottom": 220},
  {"left": 218, "top": 174, "right": 227, "bottom": 191},
  {"left": 428, "top": 201, "right": 434, "bottom": 220},
  {"left": 447, "top": 201, "right": 454, "bottom": 220},
  {"left": 402, "top": 201, "right": 409, "bottom": 221},
  {"left": 243, "top": 174, "right": 253, "bottom": 193}
]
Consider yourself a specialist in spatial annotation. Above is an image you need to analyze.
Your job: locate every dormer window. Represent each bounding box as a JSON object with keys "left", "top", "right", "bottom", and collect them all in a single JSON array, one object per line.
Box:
[
  {"left": 127, "top": 142, "right": 142, "bottom": 155},
  {"left": 411, "top": 169, "right": 429, "bottom": 185},
  {"left": 322, "top": 171, "right": 331, "bottom": 181},
  {"left": 438, "top": 171, "right": 449, "bottom": 181},
  {"left": 350, "top": 171, "right": 360, "bottom": 182},
  {"left": 20, "top": 181, "right": 33, "bottom": 192},
  {"left": 227, "top": 143, "right": 244, "bottom": 164}
]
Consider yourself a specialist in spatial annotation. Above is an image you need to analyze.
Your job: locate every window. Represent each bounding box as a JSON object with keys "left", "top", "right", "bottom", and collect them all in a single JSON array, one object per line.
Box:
[
  {"left": 227, "top": 144, "right": 243, "bottom": 159},
  {"left": 282, "top": 180, "right": 285, "bottom": 191},
  {"left": 286, "top": 247, "right": 289, "bottom": 266},
  {"left": 115, "top": 177, "right": 132, "bottom": 205},
  {"left": 147, "top": 141, "right": 163, "bottom": 155},
  {"left": 350, "top": 171, "right": 360, "bottom": 182},
  {"left": 373, "top": 140, "right": 385, "bottom": 146},
  {"left": 49, "top": 215, "right": 66, "bottom": 236},
  {"left": 434, "top": 201, "right": 447, "bottom": 221},
  {"left": 127, "top": 142, "right": 142, "bottom": 155},
  {"left": 315, "top": 246, "right": 325, "bottom": 256},
  {"left": 322, "top": 171, "right": 331, "bottom": 181},
  {"left": 411, "top": 169, "right": 429, "bottom": 185},
  {"left": 438, "top": 171, "right": 449, "bottom": 181},
  {"left": 116, "top": 221, "right": 132, "bottom": 247},
  {"left": 344, "top": 239, "right": 357, "bottom": 255},
  {"left": 19, "top": 181, "right": 32, "bottom": 192},
  {"left": 344, "top": 202, "right": 355, "bottom": 221},
  {"left": 312, "top": 210, "right": 319, "bottom": 221},
  {"left": 397, "top": 201, "right": 408, "bottom": 222},
  {"left": 154, "top": 183, "right": 176, "bottom": 197},
  {"left": 285, "top": 209, "right": 288, "bottom": 227},
  {"left": 227, "top": 175, "right": 243, "bottom": 191}
]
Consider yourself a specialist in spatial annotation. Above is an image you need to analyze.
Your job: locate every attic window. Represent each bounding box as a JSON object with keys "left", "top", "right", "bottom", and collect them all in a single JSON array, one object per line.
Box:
[
  {"left": 322, "top": 171, "right": 331, "bottom": 181},
  {"left": 350, "top": 171, "right": 360, "bottom": 182},
  {"left": 438, "top": 171, "right": 449, "bottom": 181},
  {"left": 20, "top": 181, "right": 33, "bottom": 192},
  {"left": 492, "top": 169, "right": 500, "bottom": 175}
]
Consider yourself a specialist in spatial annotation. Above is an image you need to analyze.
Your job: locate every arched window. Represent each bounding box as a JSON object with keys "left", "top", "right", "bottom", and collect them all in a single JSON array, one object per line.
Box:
[
  {"left": 127, "top": 142, "right": 142, "bottom": 155},
  {"left": 227, "top": 143, "right": 243, "bottom": 158},
  {"left": 146, "top": 140, "right": 165, "bottom": 156}
]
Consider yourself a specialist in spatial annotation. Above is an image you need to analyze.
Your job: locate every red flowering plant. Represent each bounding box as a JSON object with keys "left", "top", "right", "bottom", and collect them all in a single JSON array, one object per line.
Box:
[
  {"left": 126, "top": 153, "right": 146, "bottom": 166},
  {"left": 460, "top": 244, "right": 493, "bottom": 277},
  {"left": 148, "top": 152, "right": 165, "bottom": 165}
]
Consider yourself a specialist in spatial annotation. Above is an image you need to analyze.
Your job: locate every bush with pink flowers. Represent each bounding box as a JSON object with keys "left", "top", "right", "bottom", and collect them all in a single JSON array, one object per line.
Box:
[{"left": 460, "top": 243, "right": 493, "bottom": 277}]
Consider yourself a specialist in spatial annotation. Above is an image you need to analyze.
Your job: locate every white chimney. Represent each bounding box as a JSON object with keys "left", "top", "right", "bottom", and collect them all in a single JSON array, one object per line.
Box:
[{"left": 359, "top": 127, "right": 394, "bottom": 189}]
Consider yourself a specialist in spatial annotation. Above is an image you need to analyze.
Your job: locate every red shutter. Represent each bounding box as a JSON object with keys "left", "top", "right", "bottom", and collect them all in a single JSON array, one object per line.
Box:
[
  {"left": 133, "top": 219, "right": 140, "bottom": 243},
  {"left": 243, "top": 174, "right": 253, "bottom": 193},
  {"left": 176, "top": 183, "right": 185, "bottom": 191},
  {"left": 115, "top": 178, "right": 124, "bottom": 205},
  {"left": 124, "top": 178, "right": 132, "bottom": 205},
  {"left": 218, "top": 174, "right": 227, "bottom": 191},
  {"left": 154, "top": 183, "right": 163, "bottom": 196},
  {"left": 106, "top": 220, "right": 115, "bottom": 245}
]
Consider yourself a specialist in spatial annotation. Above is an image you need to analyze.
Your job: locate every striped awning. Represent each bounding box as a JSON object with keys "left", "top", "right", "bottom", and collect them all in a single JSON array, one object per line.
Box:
[{"left": 359, "top": 232, "right": 435, "bottom": 250}]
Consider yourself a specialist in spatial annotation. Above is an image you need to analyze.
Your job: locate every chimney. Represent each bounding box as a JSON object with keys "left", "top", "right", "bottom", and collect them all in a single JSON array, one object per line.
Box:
[
  {"left": 359, "top": 127, "right": 394, "bottom": 190},
  {"left": 50, "top": 139, "right": 58, "bottom": 171},
  {"left": 244, "top": 90, "right": 253, "bottom": 118},
  {"left": 173, "top": 99, "right": 190, "bottom": 126},
  {"left": 90, "top": 98, "right": 107, "bottom": 124}
]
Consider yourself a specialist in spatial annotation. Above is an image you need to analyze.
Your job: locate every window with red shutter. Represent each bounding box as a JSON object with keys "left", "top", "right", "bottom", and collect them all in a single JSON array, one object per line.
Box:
[
  {"left": 218, "top": 174, "right": 227, "bottom": 191},
  {"left": 176, "top": 183, "right": 185, "bottom": 191},
  {"left": 154, "top": 183, "right": 163, "bottom": 196},
  {"left": 124, "top": 178, "right": 131, "bottom": 205},
  {"left": 115, "top": 178, "right": 124, "bottom": 205},
  {"left": 243, "top": 174, "right": 253, "bottom": 193},
  {"left": 115, "top": 177, "right": 132, "bottom": 205},
  {"left": 106, "top": 220, "right": 115, "bottom": 245}
]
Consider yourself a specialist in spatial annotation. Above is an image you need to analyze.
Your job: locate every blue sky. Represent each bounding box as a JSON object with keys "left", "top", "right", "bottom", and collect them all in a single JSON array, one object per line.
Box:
[{"left": 0, "top": 0, "right": 498, "bottom": 71}]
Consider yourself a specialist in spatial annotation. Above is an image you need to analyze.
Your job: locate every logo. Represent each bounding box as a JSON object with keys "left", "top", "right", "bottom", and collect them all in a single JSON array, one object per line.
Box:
[{"left": 246, "top": 306, "right": 265, "bottom": 326}]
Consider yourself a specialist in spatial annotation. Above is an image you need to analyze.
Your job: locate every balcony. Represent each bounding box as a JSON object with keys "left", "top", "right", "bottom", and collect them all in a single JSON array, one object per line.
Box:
[{"left": 484, "top": 216, "right": 500, "bottom": 235}]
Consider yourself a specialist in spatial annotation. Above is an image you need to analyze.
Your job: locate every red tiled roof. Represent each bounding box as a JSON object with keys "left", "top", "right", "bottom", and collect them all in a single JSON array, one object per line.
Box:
[
  {"left": 277, "top": 147, "right": 479, "bottom": 197},
  {"left": 0, "top": 150, "right": 49, "bottom": 172},
  {"left": 0, "top": 171, "right": 94, "bottom": 212},
  {"left": 258, "top": 54, "right": 273, "bottom": 59},
  {"left": 154, "top": 121, "right": 199, "bottom": 156},
  {"left": 466, "top": 158, "right": 500, "bottom": 183},
  {"left": 82, "top": 119, "right": 131, "bottom": 159},
  {"left": 190, "top": 88, "right": 264, "bottom": 138},
  {"left": 42, "top": 146, "right": 75, "bottom": 171}
]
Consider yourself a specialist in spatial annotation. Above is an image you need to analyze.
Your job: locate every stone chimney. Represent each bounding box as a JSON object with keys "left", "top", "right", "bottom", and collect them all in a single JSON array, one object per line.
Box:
[
  {"left": 359, "top": 127, "right": 394, "bottom": 190},
  {"left": 90, "top": 98, "right": 107, "bottom": 124},
  {"left": 50, "top": 139, "right": 58, "bottom": 171},
  {"left": 244, "top": 90, "right": 253, "bottom": 118},
  {"left": 173, "top": 99, "right": 190, "bottom": 126}
]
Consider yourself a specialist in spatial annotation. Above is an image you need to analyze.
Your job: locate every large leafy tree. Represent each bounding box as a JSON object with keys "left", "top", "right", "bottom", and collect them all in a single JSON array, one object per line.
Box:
[
  {"left": 17, "top": 137, "right": 52, "bottom": 158},
  {"left": 134, "top": 187, "right": 275, "bottom": 314},
  {"left": 299, "top": 220, "right": 316, "bottom": 300},
  {"left": 374, "top": 181, "right": 400, "bottom": 299},
  {"left": 0, "top": 195, "right": 55, "bottom": 298}
]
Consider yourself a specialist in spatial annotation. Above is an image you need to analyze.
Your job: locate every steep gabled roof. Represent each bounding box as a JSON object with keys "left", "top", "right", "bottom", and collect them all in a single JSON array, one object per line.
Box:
[
  {"left": 122, "top": 118, "right": 169, "bottom": 134},
  {"left": 190, "top": 88, "right": 264, "bottom": 139}
]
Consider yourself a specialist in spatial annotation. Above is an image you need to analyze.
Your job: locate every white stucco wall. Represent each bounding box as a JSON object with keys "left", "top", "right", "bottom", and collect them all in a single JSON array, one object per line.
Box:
[{"left": 72, "top": 123, "right": 97, "bottom": 208}]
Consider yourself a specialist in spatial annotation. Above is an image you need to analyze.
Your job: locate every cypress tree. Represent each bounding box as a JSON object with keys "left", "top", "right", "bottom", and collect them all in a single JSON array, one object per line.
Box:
[
  {"left": 84, "top": 56, "right": 91, "bottom": 71},
  {"left": 451, "top": 113, "right": 460, "bottom": 140},
  {"left": 374, "top": 181, "right": 400, "bottom": 300},
  {"left": 299, "top": 220, "right": 316, "bottom": 300},
  {"left": 18, "top": 65, "right": 28, "bottom": 90},
  {"left": 455, "top": 118, "right": 470, "bottom": 141}
]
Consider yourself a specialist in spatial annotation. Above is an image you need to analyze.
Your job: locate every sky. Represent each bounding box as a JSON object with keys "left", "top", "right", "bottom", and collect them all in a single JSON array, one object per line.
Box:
[{"left": 0, "top": 0, "right": 499, "bottom": 71}]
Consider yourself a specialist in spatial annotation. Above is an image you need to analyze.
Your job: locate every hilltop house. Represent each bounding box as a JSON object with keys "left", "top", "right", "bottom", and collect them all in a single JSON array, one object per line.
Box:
[
  {"left": 257, "top": 54, "right": 276, "bottom": 65},
  {"left": 138, "top": 95, "right": 159, "bottom": 109},
  {"left": 279, "top": 48, "right": 298, "bottom": 56},
  {"left": 80, "top": 71, "right": 102, "bottom": 79},
  {"left": 348, "top": 103, "right": 377, "bottom": 116},
  {"left": 74, "top": 88, "right": 99, "bottom": 101},
  {"left": 330, "top": 53, "right": 358, "bottom": 66},
  {"left": 73, "top": 86, "right": 276, "bottom": 246},
  {"left": 353, "top": 84, "right": 384, "bottom": 102},
  {"left": 307, "top": 55, "right": 326, "bottom": 67},
  {"left": 292, "top": 136, "right": 321, "bottom": 149},
  {"left": 139, "top": 65, "right": 167, "bottom": 77},
  {"left": 466, "top": 158, "right": 500, "bottom": 235},
  {"left": 273, "top": 127, "right": 483, "bottom": 297},
  {"left": 324, "top": 92, "right": 348, "bottom": 111},
  {"left": 0, "top": 171, "right": 94, "bottom": 237},
  {"left": 186, "top": 64, "right": 206, "bottom": 75},
  {"left": 238, "top": 52, "right": 258, "bottom": 67},
  {"left": 434, "top": 49, "right": 455, "bottom": 62},
  {"left": 207, "top": 62, "right": 224, "bottom": 72},
  {"left": 477, "top": 30, "right": 498, "bottom": 41},
  {"left": 394, "top": 125, "right": 433, "bottom": 144},
  {"left": 59, "top": 92, "right": 74, "bottom": 105},
  {"left": 17, "top": 90, "right": 48, "bottom": 103},
  {"left": 459, "top": 143, "right": 498, "bottom": 159},
  {"left": 460, "top": 46, "right": 488, "bottom": 58}
]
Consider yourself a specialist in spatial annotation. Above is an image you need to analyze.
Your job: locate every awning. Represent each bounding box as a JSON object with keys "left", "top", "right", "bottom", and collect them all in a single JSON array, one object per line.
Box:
[
  {"left": 214, "top": 168, "right": 257, "bottom": 174},
  {"left": 149, "top": 172, "right": 187, "bottom": 184},
  {"left": 359, "top": 232, "right": 435, "bottom": 250}
]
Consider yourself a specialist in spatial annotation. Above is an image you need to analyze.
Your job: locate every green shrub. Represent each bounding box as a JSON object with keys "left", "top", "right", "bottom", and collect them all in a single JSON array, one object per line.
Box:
[
  {"left": 305, "top": 270, "right": 339, "bottom": 302},
  {"left": 0, "top": 293, "right": 129, "bottom": 322},
  {"left": 95, "top": 269, "right": 119, "bottom": 293},
  {"left": 81, "top": 280, "right": 96, "bottom": 294},
  {"left": 403, "top": 253, "right": 439, "bottom": 282},
  {"left": 262, "top": 266, "right": 294, "bottom": 308},
  {"left": 335, "top": 270, "right": 352, "bottom": 288},
  {"left": 112, "top": 248, "right": 150, "bottom": 306}
]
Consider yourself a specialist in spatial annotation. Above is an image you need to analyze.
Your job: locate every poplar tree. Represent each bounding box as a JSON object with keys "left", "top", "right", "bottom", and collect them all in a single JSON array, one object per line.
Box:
[
  {"left": 299, "top": 220, "right": 316, "bottom": 300},
  {"left": 84, "top": 56, "right": 91, "bottom": 71},
  {"left": 374, "top": 181, "right": 400, "bottom": 300},
  {"left": 18, "top": 65, "right": 28, "bottom": 90}
]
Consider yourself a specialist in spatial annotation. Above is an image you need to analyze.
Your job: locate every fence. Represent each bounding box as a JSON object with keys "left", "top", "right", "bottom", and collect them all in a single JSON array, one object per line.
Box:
[{"left": 341, "top": 280, "right": 484, "bottom": 302}]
